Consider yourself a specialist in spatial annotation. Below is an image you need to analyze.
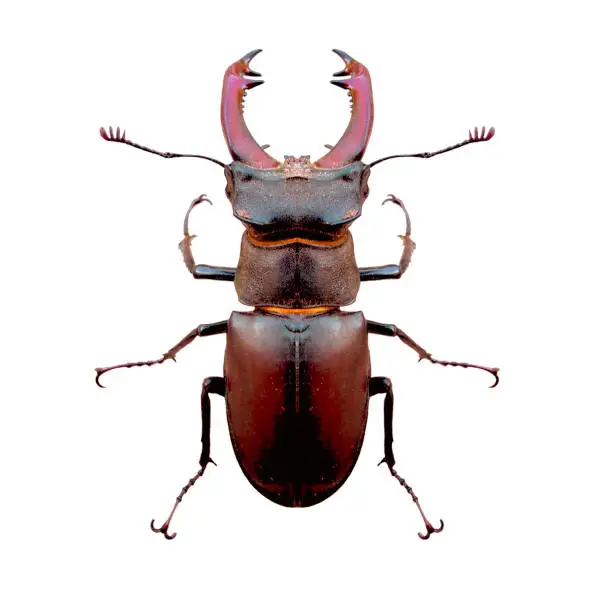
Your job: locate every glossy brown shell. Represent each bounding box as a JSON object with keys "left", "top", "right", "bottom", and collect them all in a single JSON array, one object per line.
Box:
[
  {"left": 224, "top": 309, "right": 370, "bottom": 506},
  {"left": 226, "top": 161, "right": 369, "bottom": 233}
]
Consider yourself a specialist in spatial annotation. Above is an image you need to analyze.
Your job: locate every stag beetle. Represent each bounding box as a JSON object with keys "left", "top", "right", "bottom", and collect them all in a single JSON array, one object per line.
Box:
[{"left": 96, "top": 49, "right": 498, "bottom": 540}]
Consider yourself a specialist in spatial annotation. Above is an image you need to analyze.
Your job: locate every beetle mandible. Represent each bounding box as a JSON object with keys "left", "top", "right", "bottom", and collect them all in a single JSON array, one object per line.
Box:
[{"left": 96, "top": 49, "right": 498, "bottom": 540}]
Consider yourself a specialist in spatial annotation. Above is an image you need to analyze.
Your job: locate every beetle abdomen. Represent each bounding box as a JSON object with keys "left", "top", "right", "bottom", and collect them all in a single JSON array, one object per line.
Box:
[{"left": 224, "top": 310, "right": 370, "bottom": 507}]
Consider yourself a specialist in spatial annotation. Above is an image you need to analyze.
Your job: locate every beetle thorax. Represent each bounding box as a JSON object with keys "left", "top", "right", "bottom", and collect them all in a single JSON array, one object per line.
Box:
[{"left": 225, "top": 160, "right": 370, "bottom": 237}]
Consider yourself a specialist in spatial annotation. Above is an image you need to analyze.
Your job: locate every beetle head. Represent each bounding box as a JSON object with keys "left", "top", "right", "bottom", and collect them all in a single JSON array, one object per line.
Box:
[
  {"left": 221, "top": 49, "right": 373, "bottom": 238},
  {"left": 224, "top": 158, "right": 370, "bottom": 239}
]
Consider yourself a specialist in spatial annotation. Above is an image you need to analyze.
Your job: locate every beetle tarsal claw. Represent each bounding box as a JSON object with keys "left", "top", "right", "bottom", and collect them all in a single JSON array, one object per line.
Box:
[
  {"left": 94, "top": 356, "right": 167, "bottom": 387},
  {"left": 149, "top": 465, "right": 207, "bottom": 540},
  {"left": 411, "top": 493, "right": 444, "bottom": 540},
  {"left": 150, "top": 513, "right": 178, "bottom": 540},
  {"left": 489, "top": 368, "right": 500, "bottom": 388},
  {"left": 418, "top": 518, "right": 445, "bottom": 540},
  {"left": 94, "top": 368, "right": 106, "bottom": 388},
  {"left": 386, "top": 466, "right": 444, "bottom": 540},
  {"left": 427, "top": 356, "right": 500, "bottom": 388}
]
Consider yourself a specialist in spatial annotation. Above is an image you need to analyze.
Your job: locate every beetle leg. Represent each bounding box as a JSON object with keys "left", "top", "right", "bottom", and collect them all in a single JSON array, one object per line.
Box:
[
  {"left": 95, "top": 321, "right": 227, "bottom": 387},
  {"left": 198, "top": 377, "right": 225, "bottom": 468},
  {"left": 369, "top": 377, "right": 444, "bottom": 540},
  {"left": 386, "top": 466, "right": 445, "bottom": 541},
  {"left": 99, "top": 126, "right": 226, "bottom": 168},
  {"left": 150, "top": 465, "right": 208, "bottom": 540},
  {"left": 178, "top": 195, "right": 237, "bottom": 281},
  {"left": 367, "top": 321, "right": 499, "bottom": 388},
  {"left": 151, "top": 376, "right": 225, "bottom": 540},
  {"left": 360, "top": 194, "right": 415, "bottom": 281}
]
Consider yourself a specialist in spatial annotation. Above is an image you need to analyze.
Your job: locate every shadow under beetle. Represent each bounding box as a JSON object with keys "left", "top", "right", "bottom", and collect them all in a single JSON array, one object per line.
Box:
[{"left": 96, "top": 49, "right": 498, "bottom": 540}]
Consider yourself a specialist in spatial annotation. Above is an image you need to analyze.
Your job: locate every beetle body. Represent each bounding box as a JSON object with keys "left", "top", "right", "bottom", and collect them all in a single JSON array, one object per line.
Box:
[{"left": 97, "top": 49, "right": 498, "bottom": 540}]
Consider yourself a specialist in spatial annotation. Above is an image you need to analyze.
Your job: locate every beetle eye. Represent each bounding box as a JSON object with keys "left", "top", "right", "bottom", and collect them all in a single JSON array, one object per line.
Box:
[
  {"left": 224, "top": 169, "right": 235, "bottom": 200},
  {"left": 360, "top": 173, "right": 370, "bottom": 201}
]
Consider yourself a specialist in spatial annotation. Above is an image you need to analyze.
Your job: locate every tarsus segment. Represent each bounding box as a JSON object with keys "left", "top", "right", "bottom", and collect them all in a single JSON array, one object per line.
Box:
[
  {"left": 95, "top": 321, "right": 228, "bottom": 387},
  {"left": 178, "top": 195, "right": 236, "bottom": 281},
  {"left": 99, "top": 126, "right": 226, "bottom": 168},
  {"left": 368, "top": 126, "right": 495, "bottom": 168},
  {"left": 150, "top": 463, "right": 211, "bottom": 540},
  {"left": 367, "top": 320, "right": 499, "bottom": 388},
  {"left": 360, "top": 194, "right": 415, "bottom": 281},
  {"left": 387, "top": 464, "right": 445, "bottom": 540}
]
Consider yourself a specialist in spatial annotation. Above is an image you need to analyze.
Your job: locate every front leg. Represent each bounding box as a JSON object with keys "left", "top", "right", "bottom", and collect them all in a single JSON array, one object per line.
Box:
[
  {"left": 178, "top": 195, "right": 236, "bottom": 281},
  {"left": 95, "top": 320, "right": 228, "bottom": 387},
  {"left": 360, "top": 195, "right": 415, "bottom": 281},
  {"left": 367, "top": 320, "right": 499, "bottom": 387}
]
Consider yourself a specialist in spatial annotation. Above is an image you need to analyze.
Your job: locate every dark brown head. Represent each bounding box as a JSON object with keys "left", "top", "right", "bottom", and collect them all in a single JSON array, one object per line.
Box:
[{"left": 221, "top": 49, "right": 373, "bottom": 241}]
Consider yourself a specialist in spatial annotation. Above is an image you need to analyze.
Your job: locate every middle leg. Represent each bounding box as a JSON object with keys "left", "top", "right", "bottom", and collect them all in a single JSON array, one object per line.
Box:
[
  {"left": 369, "top": 376, "right": 444, "bottom": 540},
  {"left": 368, "top": 320, "right": 499, "bottom": 387}
]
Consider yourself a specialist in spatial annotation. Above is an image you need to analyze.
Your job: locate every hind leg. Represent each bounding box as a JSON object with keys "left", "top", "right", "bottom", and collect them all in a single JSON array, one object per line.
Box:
[
  {"left": 151, "top": 377, "right": 225, "bottom": 540},
  {"left": 369, "top": 376, "right": 444, "bottom": 540}
]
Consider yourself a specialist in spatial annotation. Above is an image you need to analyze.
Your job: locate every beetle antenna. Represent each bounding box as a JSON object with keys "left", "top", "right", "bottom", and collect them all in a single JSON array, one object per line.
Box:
[
  {"left": 368, "top": 126, "right": 495, "bottom": 168},
  {"left": 151, "top": 460, "right": 216, "bottom": 540},
  {"left": 379, "top": 461, "right": 444, "bottom": 540},
  {"left": 99, "top": 126, "right": 227, "bottom": 168}
]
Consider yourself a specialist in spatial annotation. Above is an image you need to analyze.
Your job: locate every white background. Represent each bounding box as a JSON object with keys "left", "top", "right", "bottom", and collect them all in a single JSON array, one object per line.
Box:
[{"left": 2, "top": 1, "right": 611, "bottom": 610}]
